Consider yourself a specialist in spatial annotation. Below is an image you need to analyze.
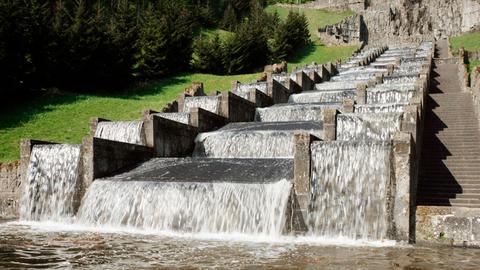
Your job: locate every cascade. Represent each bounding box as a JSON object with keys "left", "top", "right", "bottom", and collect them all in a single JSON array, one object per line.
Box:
[
  {"left": 337, "top": 113, "right": 402, "bottom": 141},
  {"left": 309, "top": 141, "right": 392, "bottom": 240},
  {"left": 20, "top": 144, "right": 82, "bottom": 221},
  {"left": 194, "top": 122, "right": 323, "bottom": 158},
  {"left": 154, "top": 112, "right": 190, "bottom": 125},
  {"left": 183, "top": 96, "right": 222, "bottom": 114},
  {"left": 367, "top": 89, "right": 415, "bottom": 104},
  {"left": 77, "top": 178, "right": 292, "bottom": 236},
  {"left": 355, "top": 103, "right": 407, "bottom": 113},
  {"left": 255, "top": 103, "right": 341, "bottom": 122},
  {"left": 95, "top": 120, "right": 146, "bottom": 145},
  {"left": 289, "top": 90, "right": 356, "bottom": 104}
]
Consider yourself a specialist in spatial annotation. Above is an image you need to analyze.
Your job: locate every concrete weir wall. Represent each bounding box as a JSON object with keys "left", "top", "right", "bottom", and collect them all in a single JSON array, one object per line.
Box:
[{"left": 0, "top": 162, "right": 21, "bottom": 219}]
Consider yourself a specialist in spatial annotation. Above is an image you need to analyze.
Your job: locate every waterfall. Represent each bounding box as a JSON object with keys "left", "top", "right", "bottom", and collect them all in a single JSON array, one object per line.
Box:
[
  {"left": 255, "top": 103, "right": 340, "bottom": 122},
  {"left": 77, "top": 179, "right": 292, "bottom": 236},
  {"left": 337, "top": 113, "right": 402, "bottom": 141},
  {"left": 383, "top": 76, "right": 418, "bottom": 84},
  {"left": 331, "top": 74, "right": 375, "bottom": 82},
  {"left": 154, "top": 112, "right": 190, "bottom": 125},
  {"left": 289, "top": 90, "right": 356, "bottom": 104},
  {"left": 194, "top": 122, "right": 323, "bottom": 158},
  {"left": 367, "top": 89, "right": 415, "bottom": 104},
  {"left": 309, "top": 141, "right": 392, "bottom": 240},
  {"left": 355, "top": 103, "right": 407, "bottom": 113},
  {"left": 184, "top": 96, "right": 221, "bottom": 114},
  {"left": 316, "top": 82, "right": 366, "bottom": 91},
  {"left": 234, "top": 82, "right": 268, "bottom": 99},
  {"left": 20, "top": 144, "right": 82, "bottom": 221},
  {"left": 95, "top": 121, "right": 146, "bottom": 145}
]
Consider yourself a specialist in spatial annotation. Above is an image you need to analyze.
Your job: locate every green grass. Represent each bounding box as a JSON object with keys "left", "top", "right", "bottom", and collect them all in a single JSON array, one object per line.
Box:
[
  {"left": 266, "top": 5, "right": 355, "bottom": 43},
  {"left": 288, "top": 43, "right": 357, "bottom": 72},
  {"left": 0, "top": 7, "right": 359, "bottom": 163},
  {"left": 0, "top": 72, "right": 260, "bottom": 163},
  {"left": 468, "top": 59, "right": 480, "bottom": 73},
  {"left": 450, "top": 31, "right": 480, "bottom": 73},
  {"left": 450, "top": 31, "right": 480, "bottom": 54},
  {"left": 196, "top": 27, "right": 234, "bottom": 40}
]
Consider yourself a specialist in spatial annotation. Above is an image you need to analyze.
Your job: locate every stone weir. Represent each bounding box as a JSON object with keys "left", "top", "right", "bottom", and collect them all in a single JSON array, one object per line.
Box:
[{"left": 1, "top": 43, "right": 436, "bottom": 244}]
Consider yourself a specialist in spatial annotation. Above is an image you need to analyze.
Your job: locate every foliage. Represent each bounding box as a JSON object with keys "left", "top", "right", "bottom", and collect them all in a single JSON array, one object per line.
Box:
[{"left": 450, "top": 31, "right": 480, "bottom": 54}]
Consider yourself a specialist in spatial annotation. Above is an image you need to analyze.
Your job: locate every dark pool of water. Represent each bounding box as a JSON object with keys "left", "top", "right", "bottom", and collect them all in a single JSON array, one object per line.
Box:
[{"left": 1, "top": 221, "right": 479, "bottom": 269}]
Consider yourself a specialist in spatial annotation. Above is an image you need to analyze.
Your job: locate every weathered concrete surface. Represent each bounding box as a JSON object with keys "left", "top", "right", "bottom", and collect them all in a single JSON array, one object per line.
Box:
[
  {"left": 189, "top": 107, "right": 227, "bottom": 132},
  {"left": 81, "top": 136, "right": 153, "bottom": 189},
  {"left": 323, "top": 109, "right": 338, "bottom": 141},
  {"left": 287, "top": 133, "right": 319, "bottom": 233},
  {"left": 0, "top": 162, "right": 21, "bottom": 219},
  {"left": 391, "top": 132, "right": 414, "bottom": 242},
  {"left": 417, "top": 206, "right": 480, "bottom": 247},
  {"left": 219, "top": 92, "right": 256, "bottom": 123},
  {"left": 152, "top": 116, "right": 198, "bottom": 157},
  {"left": 246, "top": 88, "right": 274, "bottom": 108}
]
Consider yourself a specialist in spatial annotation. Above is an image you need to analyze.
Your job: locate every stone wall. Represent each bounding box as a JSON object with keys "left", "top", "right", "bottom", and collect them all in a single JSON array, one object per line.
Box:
[
  {"left": 318, "top": 15, "right": 366, "bottom": 45},
  {"left": 0, "top": 162, "right": 22, "bottom": 219},
  {"left": 310, "top": 0, "right": 480, "bottom": 45}
]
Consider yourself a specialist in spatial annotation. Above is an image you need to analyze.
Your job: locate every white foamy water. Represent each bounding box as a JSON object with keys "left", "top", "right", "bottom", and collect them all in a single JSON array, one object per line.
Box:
[
  {"left": 95, "top": 120, "right": 146, "bottom": 145},
  {"left": 337, "top": 113, "right": 403, "bottom": 141},
  {"left": 20, "top": 144, "right": 82, "bottom": 222},
  {"left": 367, "top": 89, "right": 415, "bottom": 104},
  {"left": 289, "top": 90, "right": 356, "bottom": 104},
  {"left": 184, "top": 95, "right": 222, "bottom": 114},
  {"left": 154, "top": 112, "right": 190, "bottom": 125},
  {"left": 77, "top": 179, "right": 292, "bottom": 236},
  {"left": 309, "top": 141, "right": 392, "bottom": 240},
  {"left": 255, "top": 104, "right": 340, "bottom": 122},
  {"left": 355, "top": 103, "right": 407, "bottom": 113},
  {"left": 234, "top": 82, "right": 268, "bottom": 99}
]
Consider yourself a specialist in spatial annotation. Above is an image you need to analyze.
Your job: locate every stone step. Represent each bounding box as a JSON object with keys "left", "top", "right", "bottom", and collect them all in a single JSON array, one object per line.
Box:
[
  {"left": 419, "top": 178, "right": 480, "bottom": 184},
  {"left": 417, "top": 196, "right": 480, "bottom": 204},
  {"left": 416, "top": 199, "right": 480, "bottom": 208},
  {"left": 418, "top": 187, "right": 480, "bottom": 194},
  {"left": 416, "top": 192, "right": 480, "bottom": 199}
]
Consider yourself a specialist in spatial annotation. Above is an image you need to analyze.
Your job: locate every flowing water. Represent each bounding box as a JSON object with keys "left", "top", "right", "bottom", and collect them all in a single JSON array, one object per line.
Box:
[
  {"left": 183, "top": 95, "right": 222, "bottom": 114},
  {"left": 77, "top": 179, "right": 292, "bottom": 236},
  {"left": 309, "top": 141, "right": 392, "bottom": 240},
  {"left": 194, "top": 122, "right": 323, "bottom": 158},
  {"left": 3, "top": 221, "right": 480, "bottom": 269},
  {"left": 94, "top": 121, "right": 146, "bottom": 145},
  {"left": 316, "top": 81, "right": 367, "bottom": 91},
  {"left": 153, "top": 112, "right": 190, "bottom": 125},
  {"left": 337, "top": 113, "right": 403, "bottom": 141},
  {"left": 367, "top": 89, "right": 415, "bottom": 104},
  {"left": 255, "top": 103, "right": 341, "bottom": 122},
  {"left": 20, "top": 144, "right": 82, "bottom": 222},
  {"left": 289, "top": 90, "right": 356, "bottom": 104},
  {"left": 355, "top": 103, "right": 407, "bottom": 113},
  {"left": 234, "top": 82, "right": 268, "bottom": 99}
]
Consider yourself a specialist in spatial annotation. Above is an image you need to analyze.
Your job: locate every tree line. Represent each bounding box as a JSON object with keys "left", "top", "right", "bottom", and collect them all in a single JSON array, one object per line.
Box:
[{"left": 0, "top": 0, "right": 310, "bottom": 94}]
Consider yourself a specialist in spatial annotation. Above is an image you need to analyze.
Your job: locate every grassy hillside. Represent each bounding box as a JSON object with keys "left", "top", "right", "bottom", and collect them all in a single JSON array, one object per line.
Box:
[
  {"left": 0, "top": 7, "right": 358, "bottom": 163},
  {"left": 450, "top": 31, "right": 480, "bottom": 73},
  {"left": 450, "top": 31, "right": 480, "bottom": 54},
  {"left": 266, "top": 5, "right": 355, "bottom": 43}
]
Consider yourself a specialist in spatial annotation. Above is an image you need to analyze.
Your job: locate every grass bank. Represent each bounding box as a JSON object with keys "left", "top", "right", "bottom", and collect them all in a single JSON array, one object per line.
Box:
[
  {"left": 0, "top": 8, "right": 357, "bottom": 163},
  {"left": 450, "top": 31, "right": 480, "bottom": 73}
]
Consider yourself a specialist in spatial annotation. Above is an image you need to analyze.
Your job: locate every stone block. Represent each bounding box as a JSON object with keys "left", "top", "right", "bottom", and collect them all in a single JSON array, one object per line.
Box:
[
  {"left": 356, "top": 84, "right": 367, "bottom": 105},
  {"left": 219, "top": 92, "right": 256, "bottom": 122},
  {"left": 152, "top": 115, "right": 198, "bottom": 157},
  {"left": 189, "top": 107, "right": 227, "bottom": 132}
]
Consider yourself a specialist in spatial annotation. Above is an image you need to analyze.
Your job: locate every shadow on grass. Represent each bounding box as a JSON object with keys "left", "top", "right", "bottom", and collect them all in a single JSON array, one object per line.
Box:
[
  {"left": 0, "top": 75, "right": 190, "bottom": 131},
  {"left": 289, "top": 43, "right": 319, "bottom": 65}
]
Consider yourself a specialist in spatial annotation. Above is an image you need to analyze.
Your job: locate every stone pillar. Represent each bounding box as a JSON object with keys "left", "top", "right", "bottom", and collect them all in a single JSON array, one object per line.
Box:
[
  {"left": 356, "top": 84, "right": 367, "bottom": 105},
  {"left": 387, "top": 64, "right": 395, "bottom": 75},
  {"left": 231, "top": 80, "right": 240, "bottom": 92},
  {"left": 391, "top": 132, "right": 414, "bottom": 242},
  {"left": 342, "top": 99, "right": 355, "bottom": 113},
  {"left": 375, "top": 73, "right": 384, "bottom": 84},
  {"left": 89, "top": 117, "right": 110, "bottom": 136},
  {"left": 323, "top": 108, "right": 338, "bottom": 141},
  {"left": 367, "top": 79, "right": 376, "bottom": 88},
  {"left": 289, "top": 133, "right": 318, "bottom": 233}
]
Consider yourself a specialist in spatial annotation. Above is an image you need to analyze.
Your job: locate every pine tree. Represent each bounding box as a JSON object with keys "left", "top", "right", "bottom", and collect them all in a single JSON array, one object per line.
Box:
[{"left": 221, "top": 3, "right": 237, "bottom": 31}]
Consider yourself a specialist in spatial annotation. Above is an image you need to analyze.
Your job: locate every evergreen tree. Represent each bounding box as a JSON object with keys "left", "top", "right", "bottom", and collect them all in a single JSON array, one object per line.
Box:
[{"left": 221, "top": 3, "right": 237, "bottom": 31}]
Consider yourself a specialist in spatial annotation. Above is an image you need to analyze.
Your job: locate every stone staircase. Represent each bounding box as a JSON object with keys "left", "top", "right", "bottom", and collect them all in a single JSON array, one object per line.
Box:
[{"left": 417, "top": 40, "right": 480, "bottom": 208}]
